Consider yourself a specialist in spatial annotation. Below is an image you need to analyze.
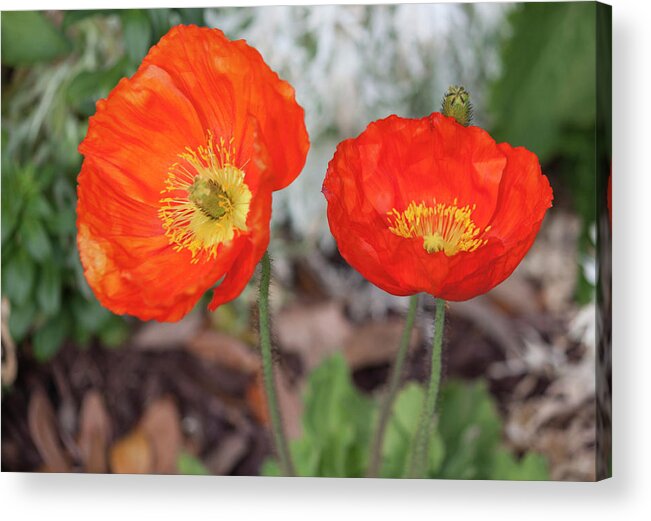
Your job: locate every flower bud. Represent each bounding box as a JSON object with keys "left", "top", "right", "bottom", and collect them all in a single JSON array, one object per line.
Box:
[{"left": 441, "top": 85, "right": 473, "bottom": 126}]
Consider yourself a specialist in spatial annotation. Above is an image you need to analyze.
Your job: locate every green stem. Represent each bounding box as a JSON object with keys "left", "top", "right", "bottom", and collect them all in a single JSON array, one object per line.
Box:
[
  {"left": 258, "top": 252, "right": 295, "bottom": 476},
  {"left": 367, "top": 294, "right": 419, "bottom": 477},
  {"left": 406, "top": 298, "right": 446, "bottom": 478}
]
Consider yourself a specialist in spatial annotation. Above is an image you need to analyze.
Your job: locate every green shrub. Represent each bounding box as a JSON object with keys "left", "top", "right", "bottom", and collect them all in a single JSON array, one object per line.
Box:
[{"left": 262, "top": 354, "right": 549, "bottom": 480}]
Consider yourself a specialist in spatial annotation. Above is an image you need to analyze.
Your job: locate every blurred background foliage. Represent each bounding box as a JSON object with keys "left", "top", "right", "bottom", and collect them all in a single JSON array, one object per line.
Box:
[
  {"left": 489, "top": 2, "right": 598, "bottom": 303},
  {"left": 1, "top": 3, "right": 598, "bottom": 362},
  {"left": 1, "top": 8, "right": 207, "bottom": 362}
]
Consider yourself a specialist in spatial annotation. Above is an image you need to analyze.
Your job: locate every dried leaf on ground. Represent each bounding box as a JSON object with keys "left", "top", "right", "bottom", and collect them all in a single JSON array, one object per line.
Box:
[
  {"left": 186, "top": 330, "right": 258, "bottom": 375},
  {"left": 499, "top": 301, "right": 598, "bottom": 481},
  {"left": 109, "top": 428, "right": 153, "bottom": 474},
  {"left": 449, "top": 298, "right": 522, "bottom": 357},
  {"left": 486, "top": 270, "right": 542, "bottom": 316},
  {"left": 77, "top": 390, "right": 111, "bottom": 473},
  {"left": 132, "top": 311, "right": 203, "bottom": 351},
  {"left": 518, "top": 211, "right": 580, "bottom": 312},
  {"left": 27, "top": 388, "right": 70, "bottom": 472},
  {"left": 1, "top": 298, "right": 18, "bottom": 386},
  {"left": 139, "top": 396, "right": 182, "bottom": 474},
  {"left": 246, "top": 367, "right": 302, "bottom": 439},
  {"left": 275, "top": 301, "right": 353, "bottom": 371},
  {"left": 507, "top": 398, "right": 596, "bottom": 481},
  {"left": 204, "top": 433, "right": 248, "bottom": 475},
  {"left": 343, "top": 320, "right": 419, "bottom": 370}
]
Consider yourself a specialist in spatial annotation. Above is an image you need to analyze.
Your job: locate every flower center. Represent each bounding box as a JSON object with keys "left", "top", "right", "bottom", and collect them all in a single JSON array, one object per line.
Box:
[
  {"left": 387, "top": 199, "right": 489, "bottom": 256},
  {"left": 159, "top": 132, "right": 252, "bottom": 263}
]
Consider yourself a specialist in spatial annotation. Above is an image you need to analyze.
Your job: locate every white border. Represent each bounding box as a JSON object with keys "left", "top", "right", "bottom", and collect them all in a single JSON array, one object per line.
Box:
[{"left": 2, "top": 0, "right": 650, "bottom": 519}]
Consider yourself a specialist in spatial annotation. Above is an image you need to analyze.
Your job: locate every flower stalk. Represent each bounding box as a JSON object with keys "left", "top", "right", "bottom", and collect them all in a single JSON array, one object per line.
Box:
[
  {"left": 258, "top": 251, "right": 295, "bottom": 476},
  {"left": 406, "top": 298, "right": 446, "bottom": 478},
  {"left": 367, "top": 294, "right": 420, "bottom": 477}
]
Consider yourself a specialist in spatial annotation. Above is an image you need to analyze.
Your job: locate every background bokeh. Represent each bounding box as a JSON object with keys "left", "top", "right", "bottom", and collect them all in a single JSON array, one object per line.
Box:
[{"left": 1, "top": 3, "right": 608, "bottom": 479}]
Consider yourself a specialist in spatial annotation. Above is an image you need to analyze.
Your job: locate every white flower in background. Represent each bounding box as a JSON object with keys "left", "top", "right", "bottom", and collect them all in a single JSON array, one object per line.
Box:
[{"left": 206, "top": 4, "right": 510, "bottom": 244}]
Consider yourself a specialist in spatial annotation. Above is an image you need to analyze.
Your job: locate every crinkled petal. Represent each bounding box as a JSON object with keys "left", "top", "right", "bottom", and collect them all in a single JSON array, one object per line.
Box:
[{"left": 323, "top": 112, "right": 552, "bottom": 301}]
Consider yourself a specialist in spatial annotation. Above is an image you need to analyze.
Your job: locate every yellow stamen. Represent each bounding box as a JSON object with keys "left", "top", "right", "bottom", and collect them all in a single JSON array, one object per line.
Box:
[
  {"left": 388, "top": 199, "right": 489, "bottom": 256},
  {"left": 159, "top": 132, "right": 252, "bottom": 263}
]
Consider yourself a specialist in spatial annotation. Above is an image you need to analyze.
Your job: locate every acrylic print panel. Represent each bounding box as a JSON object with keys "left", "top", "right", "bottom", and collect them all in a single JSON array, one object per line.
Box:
[{"left": 1, "top": 2, "right": 611, "bottom": 481}]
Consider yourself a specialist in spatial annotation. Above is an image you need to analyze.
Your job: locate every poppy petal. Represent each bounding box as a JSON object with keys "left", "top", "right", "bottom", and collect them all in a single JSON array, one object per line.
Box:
[{"left": 142, "top": 25, "right": 309, "bottom": 192}]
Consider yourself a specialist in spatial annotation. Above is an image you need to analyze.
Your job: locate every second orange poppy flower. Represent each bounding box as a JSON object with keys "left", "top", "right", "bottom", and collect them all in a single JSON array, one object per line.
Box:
[{"left": 323, "top": 112, "right": 553, "bottom": 301}]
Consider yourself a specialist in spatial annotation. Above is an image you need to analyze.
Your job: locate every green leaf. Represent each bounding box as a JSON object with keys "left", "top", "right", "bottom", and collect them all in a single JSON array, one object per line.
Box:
[
  {"left": 490, "top": 450, "right": 549, "bottom": 481},
  {"left": 36, "top": 262, "right": 62, "bottom": 316},
  {"left": 427, "top": 429, "right": 445, "bottom": 477},
  {"left": 32, "top": 316, "right": 69, "bottom": 362},
  {"left": 1, "top": 198, "right": 17, "bottom": 246},
  {"left": 1, "top": 130, "right": 9, "bottom": 171},
  {"left": 176, "top": 8, "right": 204, "bottom": 26},
  {"left": 380, "top": 383, "right": 445, "bottom": 478},
  {"left": 490, "top": 2, "right": 598, "bottom": 239},
  {"left": 177, "top": 452, "right": 210, "bottom": 475},
  {"left": 381, "top": 384, "right": 422, "bottom": 477},
  {"left": 262, "top": 354, "right": 375, "bottom": 478},
  {"left": 30, "top": 197, "right": 54, "bottom": 220},
  {"left": 435, "top": 379, "right": 550, "bottom": 481},
  {"left": 72, "top": 325, "right": 92, "bottom": 349},
  {"left": 1, "top": 175, "right": 22, "bottom": 246},
  {"left": 1, "top": 11, "right": 71, "bottom": 66},
  {"left": 2, "top": 250, "right": 36, "bottom": 305},
  {"left": 260, "top": 459, "right": 282, "bottom": 477},
  {"left": 61, "top": 9, "right": 118, "bottom": 29},
  {"left": 436, "top": 379, "right": 502, "bottom": 479},
  {"left": 491, "top": 2, "right": 596, "bottom": 158},
  {"left": 7, "top": 301, "right": 36, "bottom": 342},
  {"left": 290, "top": 437, "right": 322, "bottom": 477},
  {"left": 48, "top": 207, "right": 76, "bottom": 239},
  {"left": 148, "top": 9, "right": 174, "bottom": 40},
  {"left": 71, "top": 295, "right": 110, "bottom": 333},
  {"left": 1, "top": 163, "right": 29, "bottom": 247},
  {"left": 302, "top": 354, "right": 372, "bottom": 437},
  {"left": 121, "top": 10, "right": 152, "bottom": 64},
  {"left": 262, "top": 358, "right": 549, "bottom": 481},
  {"left": 301, "top": 354, "right": 374, "bottom": 477},
  {"left": 66, "top": 57, "right": 130, "bottom": 116},
  {"left": 22, "top": 217, "right": 52, "bottom": 262},
  {"left": 98, "top": 315, "right": 129, "bottom": 348}
]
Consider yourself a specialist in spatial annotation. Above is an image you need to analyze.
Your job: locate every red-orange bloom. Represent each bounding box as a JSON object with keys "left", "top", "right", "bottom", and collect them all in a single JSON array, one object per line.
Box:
[
  {"left": 77, "top": 25, "right": 308, "bottom": 322},
  {"left": 322, "top": 113, "right": 553, "bottom": 301}
]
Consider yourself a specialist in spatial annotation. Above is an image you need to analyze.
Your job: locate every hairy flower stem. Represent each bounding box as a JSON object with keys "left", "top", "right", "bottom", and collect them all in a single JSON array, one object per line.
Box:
[
  {"left": 407, "top": 298, "right": 446, "bottom": 478},
  {"left": 367, "top": 294, "right": 420, "bottom": 477},
  {"left": 258, "top": 252, "right": 295, "bottom": 476}
]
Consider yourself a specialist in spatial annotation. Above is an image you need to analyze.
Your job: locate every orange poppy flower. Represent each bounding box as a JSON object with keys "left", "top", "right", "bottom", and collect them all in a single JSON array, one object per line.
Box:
[
  {"left": 77, "top": 25, "right": 309, "bottom": 322},
  {"left": 322, "top": 113, "right": 553, "bottom": 301}
]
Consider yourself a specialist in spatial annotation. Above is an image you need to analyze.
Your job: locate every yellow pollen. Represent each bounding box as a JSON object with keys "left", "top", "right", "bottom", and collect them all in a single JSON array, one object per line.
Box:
[
  {"left": 387, "top": 199, "right": 489, "bottom": 256},
  {"left": 159, "top": 132, "right": 252, "bottom": 263}
]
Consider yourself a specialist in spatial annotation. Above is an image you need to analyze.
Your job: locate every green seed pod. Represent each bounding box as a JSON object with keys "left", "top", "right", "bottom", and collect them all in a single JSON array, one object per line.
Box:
[{"left": 441, "top": 85, "right": 473, "bottom": 127}]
